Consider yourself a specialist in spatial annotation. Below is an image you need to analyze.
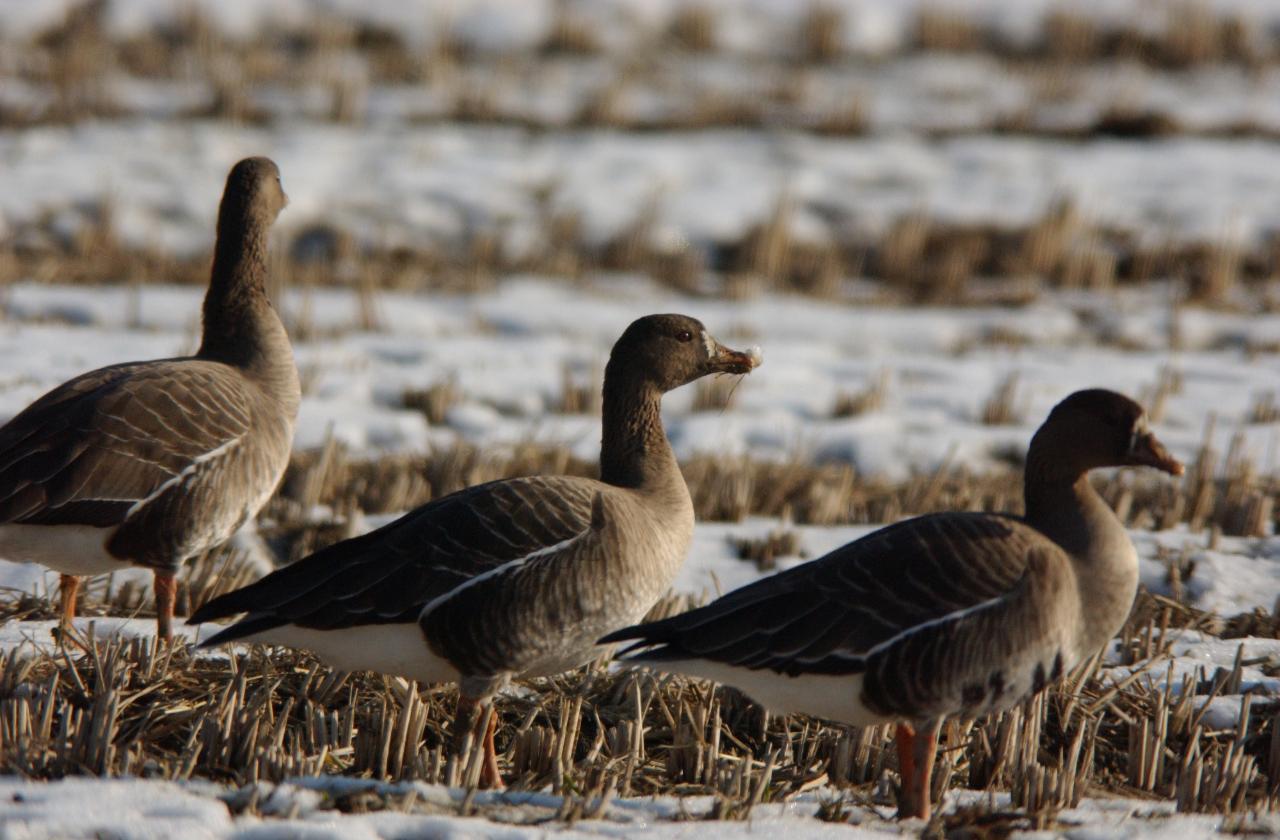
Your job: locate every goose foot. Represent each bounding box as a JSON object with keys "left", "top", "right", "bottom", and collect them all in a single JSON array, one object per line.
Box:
[
  {"left": 479, "top": 705, "right": 503, "bottom": 789},
  {"left": 455, "top": 695, "right": 504, "bottom": 789},
  {"left": 895, "top": 720, "right": 940, "bottom": 820},
  {"left": 54, "top": 574, "right": 81, "bottom": 644},
  {"left": 153, "top": 570, "right": 176, "bottom": 643}
]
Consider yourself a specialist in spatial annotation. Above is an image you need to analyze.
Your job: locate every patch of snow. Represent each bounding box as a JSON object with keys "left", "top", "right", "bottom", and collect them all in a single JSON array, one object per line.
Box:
[
  {"left": 0, "top": 778, "right": 233, "bottom": 840},
  {"left": 4, "top": 277, "right": 1279, "bottom": 487},
  {"left": 6, "top": 126, "right": 1280, "bottom": 261}
]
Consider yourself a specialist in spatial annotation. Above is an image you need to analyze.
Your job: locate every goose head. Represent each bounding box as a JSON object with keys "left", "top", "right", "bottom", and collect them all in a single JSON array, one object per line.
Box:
[
  {"left": 1033, "top": 389, "right": 1184, "bottom": 477},
  {"left": 606, "top": 314, "right": 761, "bottom": 394},
  {"left": 219, "top": 157, "right": 288, "bottom": 231}
]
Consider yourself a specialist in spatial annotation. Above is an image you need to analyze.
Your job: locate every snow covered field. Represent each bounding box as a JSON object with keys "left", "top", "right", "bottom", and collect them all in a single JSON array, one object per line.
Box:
[
  {"left": 4, "top": 777, "right": 1278, "bottom": 840},
  {"left": 7, "top": 125, "right": 1280, "bottom": 259},
  {"left": 6, "top": 0, "right": 1280, "bottom": 54},
  {"left": 1, "top": 275, "right": 1278, "bottom": 836},
  {"left": 3, "top": 277, "right": 1278, "bottom": 480},
  {"left": 4, "top": 0, "right": 1280, "bottom": 836}
]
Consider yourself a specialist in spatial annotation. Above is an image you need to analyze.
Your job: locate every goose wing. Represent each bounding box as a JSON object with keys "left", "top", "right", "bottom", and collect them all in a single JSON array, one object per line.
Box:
[
  {"left": 0, "top": 360, "right": 255, "bottom": 534},
  {"left": 604, "top": 512, "right": 1068, "bottom": 678},
  {"left": 192, "top": 475, "right": 600, "bottom": 640}
]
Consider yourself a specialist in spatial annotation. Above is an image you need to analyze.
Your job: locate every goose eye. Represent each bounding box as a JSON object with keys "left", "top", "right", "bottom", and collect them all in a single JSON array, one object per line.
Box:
[{"left": 676, "top": 330, "right": 693, "bottom": 342}]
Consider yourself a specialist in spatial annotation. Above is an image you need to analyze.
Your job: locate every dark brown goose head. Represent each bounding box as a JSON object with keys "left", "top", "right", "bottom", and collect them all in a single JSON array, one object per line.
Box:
[
  {"left": 599, "top": 314, "right": 759, "bottom": 488},
  {"left": 605, "top": 314, "right": 761, "bottom": 394},
  {"left": 217, "top": 157, "right": 288, "bottom": 233},
  {"left": 1030, "top": 389, "right": 1184, "bottom": 479}
]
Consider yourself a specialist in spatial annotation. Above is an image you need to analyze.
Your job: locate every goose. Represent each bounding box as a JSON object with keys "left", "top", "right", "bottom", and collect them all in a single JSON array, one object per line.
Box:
[
  {"left": 0, "top": 157, "right": 299, "bottom": 642},
  {"left": 602, "top": 389, "right": 1183, "bottom": 819},
  {"left": 191, "top": 313, "right": 761, "bottom": 788}
]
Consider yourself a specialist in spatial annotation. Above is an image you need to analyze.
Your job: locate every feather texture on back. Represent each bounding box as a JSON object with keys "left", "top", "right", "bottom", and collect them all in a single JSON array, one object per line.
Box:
[{"left": 607, "top": 512, "right": 1079, "bottom": 722}]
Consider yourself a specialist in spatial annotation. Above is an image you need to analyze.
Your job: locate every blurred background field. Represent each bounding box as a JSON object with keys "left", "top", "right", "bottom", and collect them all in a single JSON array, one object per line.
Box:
[{"left": 4, "top": 1, "right": 1280, "bottom": 835}]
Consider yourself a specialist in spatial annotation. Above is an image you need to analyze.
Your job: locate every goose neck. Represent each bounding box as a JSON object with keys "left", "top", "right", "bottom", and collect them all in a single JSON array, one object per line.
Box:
[
  {"left": 198, "top": 215, "right": 299, "bottom": 411},
  {"left": 1024, "top": 454, "right": 1141, "bottom": 658},
  {"left": 203, "top": 212, "right": 268, "bottom": 343},
  {"left": 599, "top": 375, "right": 678, "bottom": 491},
  {"left": 1023, "top": 470, "right": 1112, "bottom": 554},
  {"left": 1026, "top": 441, "right": 1137, "bottom": 583}
]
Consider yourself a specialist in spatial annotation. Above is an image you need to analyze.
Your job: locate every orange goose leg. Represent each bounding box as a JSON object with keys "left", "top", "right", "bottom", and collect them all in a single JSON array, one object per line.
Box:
[
  {"left": 57, "top": 574, "right": 81, "bottom": 636},
  {"left": 480, "top": 704, "right": 502, "bottom": 789},
  {"left": 895, "top": 721, "right": 940, "bottom": 819},
  {"left": 455, "top": 695, "right": 504, "bottom": 789},
  {"left": 154, "top": 570, "right": 177, "bottom": 643}
]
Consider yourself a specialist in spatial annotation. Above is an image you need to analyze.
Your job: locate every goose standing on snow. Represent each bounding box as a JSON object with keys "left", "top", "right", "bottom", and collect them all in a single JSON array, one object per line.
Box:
[
  {"left": 603, "top": 389, "right": 1183, "bottom": 819},
  {"left": 0, "top": 157, "right": 299, "bottom": 642},
  {"left": 191, "top": 313, "right": 761, "bottom": 788}
]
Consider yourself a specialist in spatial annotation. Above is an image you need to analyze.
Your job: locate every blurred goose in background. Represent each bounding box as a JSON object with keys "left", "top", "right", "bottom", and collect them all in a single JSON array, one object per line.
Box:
[
  {"left": 603, "top": 389, "right": 1183, "bottom": 819},
  {"left": 192, "top": 313, "right": 761, "bottom": 788},
  {"left": 0, "top": 157, "right": 299, "bottom": 642}
]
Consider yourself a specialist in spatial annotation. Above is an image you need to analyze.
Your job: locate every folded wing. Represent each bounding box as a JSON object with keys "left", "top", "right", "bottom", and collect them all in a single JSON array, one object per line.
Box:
[
  {"left": 193, "top": 475, "right": 600, "bottom": 641},
  {"left": 0, "top": 361, "right": 254, "bottom": 541},
  {"left": 604, "top": 513, "right": 1054, "bottom": 677}
]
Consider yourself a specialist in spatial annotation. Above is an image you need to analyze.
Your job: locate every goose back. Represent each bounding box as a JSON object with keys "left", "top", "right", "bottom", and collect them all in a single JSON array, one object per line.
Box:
[
  {"left": 196, "top": 473, "right": 691, "bottom": 636},
  {"left": 196, "top": 476, "right": 597, "bottom": 632},
  {"left": 0, "top": 358, "right": 293, "bottom": 571},
  {"left": 606, "top": 511, "right": 1081, "bottom": 724},
  {"left": 422, "top": 488, "right": 687, "bottom": 680}
]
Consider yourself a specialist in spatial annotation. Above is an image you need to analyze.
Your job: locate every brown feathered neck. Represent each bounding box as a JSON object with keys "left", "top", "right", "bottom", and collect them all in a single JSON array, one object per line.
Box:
[
  {"left": 198, "top": 194, "right": 278, "bottom": 368},
  {"left": 598, "top": 360, "right": 677, "bottom": 490},
  {"left": 1021, "top": 420, "right": 1117, "bottom": 558},
  {"left": 194, "top": 187, "right": 299, "bottom": 419}
]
